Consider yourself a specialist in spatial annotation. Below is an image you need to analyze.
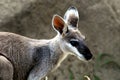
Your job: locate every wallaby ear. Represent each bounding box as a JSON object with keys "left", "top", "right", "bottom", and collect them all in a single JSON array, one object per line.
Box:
[
  {"left": 64, "top": 6, "right": 79, "bottom": 28},
  {"left": 52, "top": 15, "right": 65, "bottom": 34}
]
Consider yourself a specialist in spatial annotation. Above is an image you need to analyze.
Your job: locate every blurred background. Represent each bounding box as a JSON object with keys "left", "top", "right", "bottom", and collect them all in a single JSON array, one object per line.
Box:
[{"left": 0, "top": 0, "right": 120, "bottom": 80}]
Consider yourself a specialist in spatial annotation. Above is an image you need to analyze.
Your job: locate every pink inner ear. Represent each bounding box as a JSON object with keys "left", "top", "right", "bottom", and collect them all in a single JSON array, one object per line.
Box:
[{"left": 54, "top": 16, "right": 64, "bottom": 34}]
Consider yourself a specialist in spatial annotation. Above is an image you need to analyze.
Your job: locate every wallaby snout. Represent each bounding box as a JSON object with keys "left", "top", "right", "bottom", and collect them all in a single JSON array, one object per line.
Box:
[
  {"left": 69, "top": 38, "right": 92, "bottom": 61},
  {"left": 78, "top": 42, "right": 92, "bottom": 60}
]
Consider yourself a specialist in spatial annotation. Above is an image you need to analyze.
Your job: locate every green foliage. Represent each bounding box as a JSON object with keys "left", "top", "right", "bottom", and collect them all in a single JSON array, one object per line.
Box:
[
  {"left": 95, "top": 53, "right": 120, "bottom": 70},
  {"left": 93, "top": 74, "right": 100, "bottom": 80},
  {"left": 93, "top": 53, "right": 120, "bottom": 80},
  {"left": 95, "top": 53, "right": 112, "bottom": 69},
  {"left": 68, "top": 68, "right": 74, "bottom": 80},
  {"left": 67, "top": 53, "right": 120, "bottom": 80}
]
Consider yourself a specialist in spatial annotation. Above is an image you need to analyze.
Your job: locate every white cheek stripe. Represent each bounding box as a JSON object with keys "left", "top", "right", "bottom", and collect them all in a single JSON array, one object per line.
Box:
[{"left": 70, "top": 39, "right": 79, "bottom": 42}]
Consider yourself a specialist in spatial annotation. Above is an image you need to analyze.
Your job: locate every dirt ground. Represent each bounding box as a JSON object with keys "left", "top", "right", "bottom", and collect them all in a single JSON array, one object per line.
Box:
[{"left": 0, "top": 0, "right": 120, "bottom": 80}]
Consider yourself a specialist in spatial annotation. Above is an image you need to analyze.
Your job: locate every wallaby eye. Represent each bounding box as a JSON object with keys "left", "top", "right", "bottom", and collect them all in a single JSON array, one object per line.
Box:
[{"left": 70, "top": 39, "right": 79, "bottom": 47}]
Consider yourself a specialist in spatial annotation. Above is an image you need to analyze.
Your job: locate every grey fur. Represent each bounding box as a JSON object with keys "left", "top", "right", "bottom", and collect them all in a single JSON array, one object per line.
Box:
[
  {"left": 0, "top": 7, "right": 92, "bottom": 80},
  {"left": 0, "top": 32, "right": 64, "bottom": 80}
]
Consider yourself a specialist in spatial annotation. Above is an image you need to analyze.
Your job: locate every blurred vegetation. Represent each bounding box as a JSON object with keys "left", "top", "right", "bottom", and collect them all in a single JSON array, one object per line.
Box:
[{"left": 68, "top": 53, "right": 120, "bottom": 80}]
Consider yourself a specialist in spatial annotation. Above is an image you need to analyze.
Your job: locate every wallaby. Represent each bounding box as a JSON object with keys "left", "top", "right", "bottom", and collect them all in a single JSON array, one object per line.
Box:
[{"left": 0, "top": 6, "right": 92, "bottom": 80}]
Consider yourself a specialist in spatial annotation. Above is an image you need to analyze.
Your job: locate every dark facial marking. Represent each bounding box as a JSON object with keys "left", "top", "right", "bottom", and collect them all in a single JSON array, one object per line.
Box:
[
  {"left": 76, "top": 42, "right": 92, "bottom": 60},
  {"left": 70, "top": 39, "right": 79, "bottom": 47}
]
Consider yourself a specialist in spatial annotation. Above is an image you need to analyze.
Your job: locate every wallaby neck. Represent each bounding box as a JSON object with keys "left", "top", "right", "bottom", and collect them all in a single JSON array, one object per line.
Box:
[
  {"left": 30, "top": 34, "right": 68, "bottom": 71},
  {"left": 49, "top": 35, "right": 68, "bottom": 71}
]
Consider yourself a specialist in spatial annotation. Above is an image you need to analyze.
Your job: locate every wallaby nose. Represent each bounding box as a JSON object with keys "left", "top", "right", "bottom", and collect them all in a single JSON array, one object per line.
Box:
[
  {"left": 83, "top": 46, "right": 93, "bottom": 60},
  {"left": 85, "top": 52, "right": 93, "bottom": 60}
]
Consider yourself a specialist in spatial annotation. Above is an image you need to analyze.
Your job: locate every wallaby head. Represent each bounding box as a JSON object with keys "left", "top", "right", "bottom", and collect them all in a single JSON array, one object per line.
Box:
[{"left": 52, "top": 6, "right": 92, "bottom": 61}]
